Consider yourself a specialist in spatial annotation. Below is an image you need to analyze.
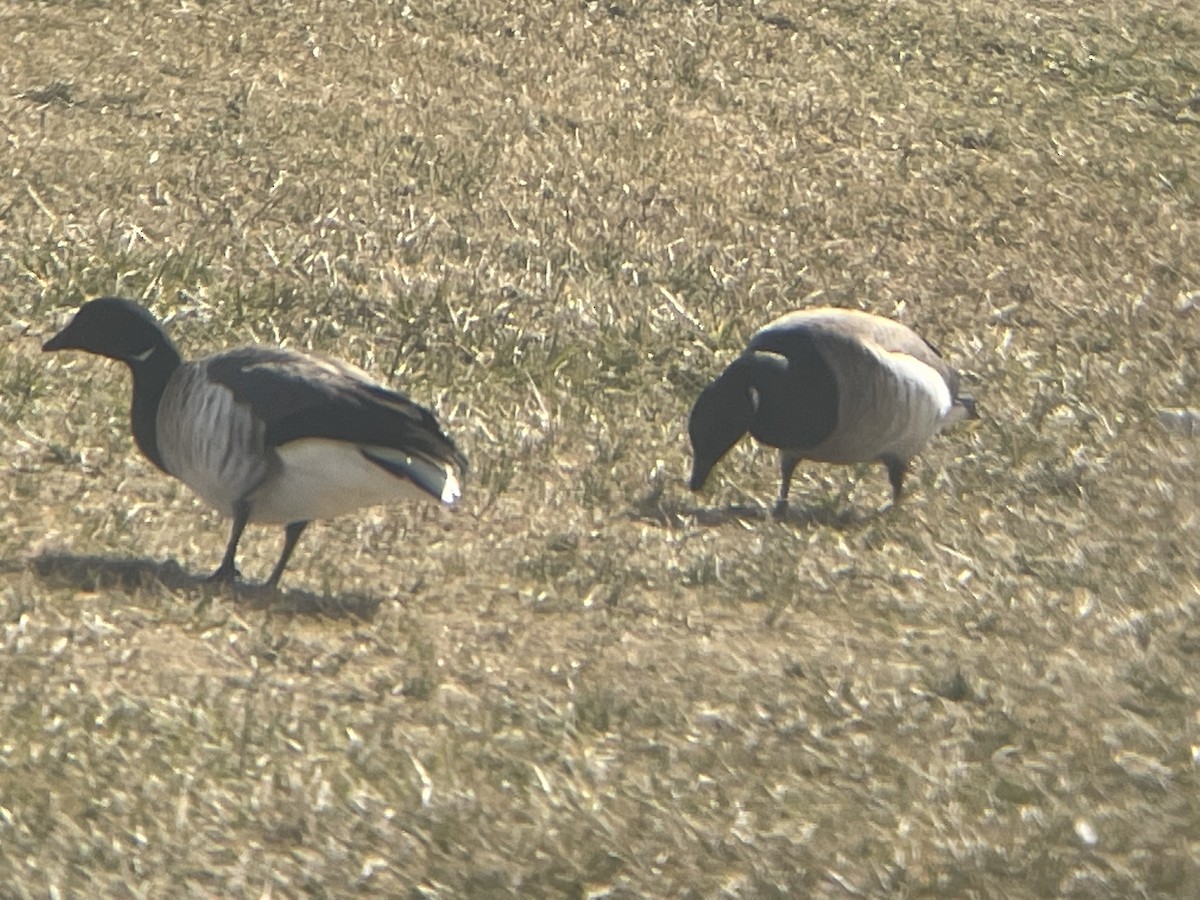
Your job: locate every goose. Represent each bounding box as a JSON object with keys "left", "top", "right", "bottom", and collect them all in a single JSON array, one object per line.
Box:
[
  {"left": 43, "top": 297, "right": 468, "bottom": 587},
  {"left": 688, "top": 307, "right": 977, "bottom": 514}
]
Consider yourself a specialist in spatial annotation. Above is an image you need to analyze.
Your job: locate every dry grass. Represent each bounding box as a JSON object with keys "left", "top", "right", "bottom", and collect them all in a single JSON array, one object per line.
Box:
[{"left": 2, "top": 0, "right": 1199, "bottom": 896}]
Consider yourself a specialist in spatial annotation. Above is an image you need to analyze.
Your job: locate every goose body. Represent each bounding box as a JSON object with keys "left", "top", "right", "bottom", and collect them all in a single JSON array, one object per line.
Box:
[
  {"left": 688, "top": 308, "right": 976, "bottom": 513},
  {"left": 44, "top": 297, "right": 467, "bottom": 587}
]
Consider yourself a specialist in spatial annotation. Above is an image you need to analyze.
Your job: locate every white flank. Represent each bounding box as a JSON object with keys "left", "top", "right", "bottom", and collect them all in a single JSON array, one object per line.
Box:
[
  {"left": 251, "top": 438, "right": 441, "bottom": 525},
  {"left": 868, "top": 344, "right": 955, "bottom": 459},
  {"left": 876, "top": 347, "right": 954, "bottom": 420}
]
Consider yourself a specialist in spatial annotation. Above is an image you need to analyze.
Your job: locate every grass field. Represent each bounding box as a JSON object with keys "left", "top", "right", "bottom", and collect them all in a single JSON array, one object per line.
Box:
[{"left": 3, "top": 1, "right": 1199, "bottom": 896}]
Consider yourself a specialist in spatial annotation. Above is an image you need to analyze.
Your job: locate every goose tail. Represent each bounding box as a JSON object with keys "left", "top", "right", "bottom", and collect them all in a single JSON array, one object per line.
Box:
[
  {"left": 360, "top": 447, "right": 462, "bottom": 504},
  {"left": 944, "top": 393, "right": 979, "bottom": 426}
]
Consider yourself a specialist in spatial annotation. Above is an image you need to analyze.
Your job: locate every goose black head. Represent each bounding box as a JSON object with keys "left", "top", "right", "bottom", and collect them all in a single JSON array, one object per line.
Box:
[
  {"left": 43, "top": 296, "right": 177, "bottom": 364},
  {"left": 688, "top": 361, "right": 757, "bottom": 492}
]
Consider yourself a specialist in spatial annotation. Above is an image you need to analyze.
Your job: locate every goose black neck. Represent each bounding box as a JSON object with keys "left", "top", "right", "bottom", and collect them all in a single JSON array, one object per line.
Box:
[
  {"left": 128, "top": 344, "right": 182, "bottom": 473},
  {"left": 742, "top": 347, "right": 839, "bottom": 450}
]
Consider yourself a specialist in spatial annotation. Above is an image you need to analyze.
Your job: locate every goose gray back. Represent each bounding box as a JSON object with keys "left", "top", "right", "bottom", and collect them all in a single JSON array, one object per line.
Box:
[
  {"left": 44, "top": 297, "right": 468, "bottom": 588},
  {"left": 689, "top": 307, "right": 977, "bottom": 515}
]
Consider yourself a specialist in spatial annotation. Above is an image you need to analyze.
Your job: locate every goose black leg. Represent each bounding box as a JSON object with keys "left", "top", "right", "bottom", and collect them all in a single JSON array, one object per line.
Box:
[
  {"left": 774, "top": 453, "right": 802, "bottom": 518},
  {"left": 882, "top": 455, "right": 907, "bottom": 504},
  {"left": 265, "top": 521, "right": 309, "bottom": 588},
  {"left": 209, "top": 501, "right": 250, "bottom": 583}
]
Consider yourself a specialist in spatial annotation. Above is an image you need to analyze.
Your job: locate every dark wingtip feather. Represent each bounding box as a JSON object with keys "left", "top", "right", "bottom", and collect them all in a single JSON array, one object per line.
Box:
[{"left": 360, "top": 448, "right": 462, "bottom": 504}]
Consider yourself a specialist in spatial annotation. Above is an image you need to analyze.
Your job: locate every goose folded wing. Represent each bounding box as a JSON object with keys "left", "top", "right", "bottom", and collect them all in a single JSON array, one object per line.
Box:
[
  {"left": 203, "top": 349, "right": 467, "bottom": 472},
  {"left": 860, "top": 320, "right": 960, "bottom": 395}
]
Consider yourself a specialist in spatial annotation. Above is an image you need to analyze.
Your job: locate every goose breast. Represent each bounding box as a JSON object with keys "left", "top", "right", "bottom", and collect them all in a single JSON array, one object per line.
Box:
[{"left": 156, "top": 361, "right": 272, "bottom": 518}]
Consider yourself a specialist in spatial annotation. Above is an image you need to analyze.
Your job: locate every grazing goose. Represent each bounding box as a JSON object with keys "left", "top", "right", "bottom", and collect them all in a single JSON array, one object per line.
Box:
[
  {"left": 689, "top": 308, "right": 977, "bottom": 514},
  {"left": 43, "top": 297, "right": 468, "bottom": 587}
]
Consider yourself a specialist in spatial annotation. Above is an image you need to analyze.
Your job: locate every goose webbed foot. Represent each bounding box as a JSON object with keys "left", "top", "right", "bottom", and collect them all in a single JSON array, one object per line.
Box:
[
  {"left": 772, "top": 497, "right": 790, "bottom": 519},
  {"left": 206, "top": 561, "right": 242, "bottom": 583}
]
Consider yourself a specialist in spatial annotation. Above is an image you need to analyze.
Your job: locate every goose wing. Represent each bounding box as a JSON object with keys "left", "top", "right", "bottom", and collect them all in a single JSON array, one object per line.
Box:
[
  {"left": 202, "top": 347, "right": 468, "bottom": 475},
  {"left": 758, "top": 308, "right": 957, "bottom": 390},
  {"left": 848, "top": 315, "right": 961, "bottom": 397},
  {"left": 818, "top": 312, "right": 976, "bottom": 419}
]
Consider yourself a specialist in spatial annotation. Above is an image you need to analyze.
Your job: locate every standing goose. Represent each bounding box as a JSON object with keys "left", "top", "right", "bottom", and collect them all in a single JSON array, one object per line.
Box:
[
  {"left": 689, "top": 308, "right": 977, "bottom": 514},
  {"left": 43, "top": 297, "right": 468, "bottom": 587}
]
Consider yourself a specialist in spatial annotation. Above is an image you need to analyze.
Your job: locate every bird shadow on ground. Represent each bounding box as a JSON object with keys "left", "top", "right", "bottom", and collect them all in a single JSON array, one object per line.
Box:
[
  {"left": 27, "top": 553, "right": 381, "bottom": 619},
  {"left": 630, "top": 489, "right": 874, "bottom": 530}
]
